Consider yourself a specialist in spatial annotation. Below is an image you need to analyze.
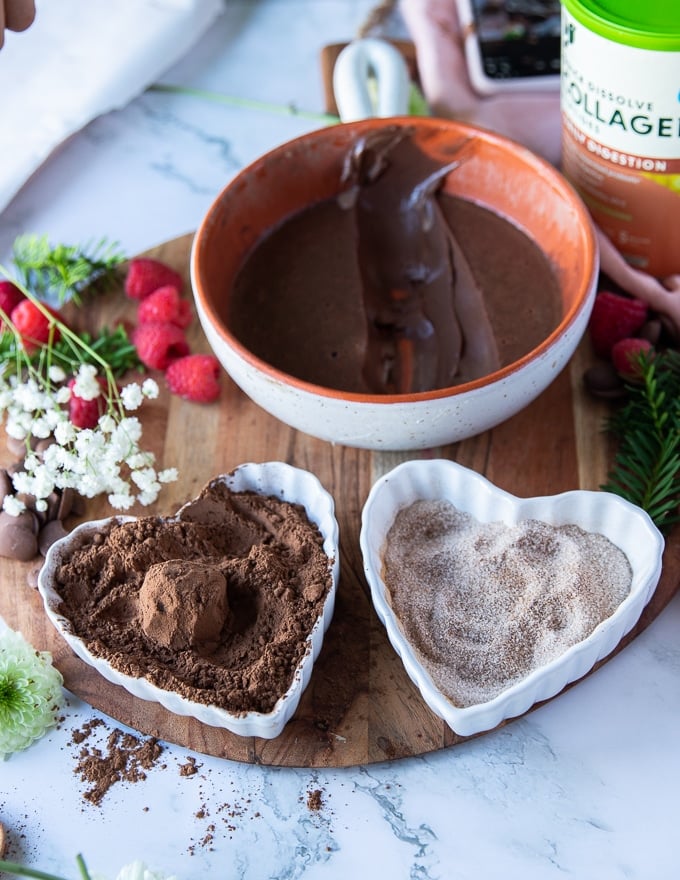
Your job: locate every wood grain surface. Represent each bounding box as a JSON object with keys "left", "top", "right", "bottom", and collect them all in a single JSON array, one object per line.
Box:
[{"left": 1, "top": 234, "right": 678, "bottom": 768}]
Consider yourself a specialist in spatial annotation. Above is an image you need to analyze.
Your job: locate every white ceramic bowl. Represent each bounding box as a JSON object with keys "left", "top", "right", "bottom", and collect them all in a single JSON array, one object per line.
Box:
[
  {"left": 191, "top": 117, "right": 598, "bottom": 451},
  {"left": 359, "top": 459, "right": 664, "bottom": 736},
  {"left": 38, "top": 462, "right": 340, "bottom": 740}
]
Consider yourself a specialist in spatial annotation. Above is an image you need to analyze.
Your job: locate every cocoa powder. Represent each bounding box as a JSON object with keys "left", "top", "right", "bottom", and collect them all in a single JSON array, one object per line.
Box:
[
  {"left": 69, "top": 720, "right": 165, "bottom": 806},
  {"left": 52, "top": 479, "right": 333, "bottom": 715}
]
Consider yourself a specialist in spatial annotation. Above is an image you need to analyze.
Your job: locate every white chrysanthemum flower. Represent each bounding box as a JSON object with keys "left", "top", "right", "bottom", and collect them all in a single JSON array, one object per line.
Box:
[
  {"left": 104, "top": 860, "right": 177, "bottom": 880},
  {"left": 0, "top": 628, "right": 64, "bottom": 759},
  {"left": 72, "top": 363, "right": 102, "bottom": 400}
]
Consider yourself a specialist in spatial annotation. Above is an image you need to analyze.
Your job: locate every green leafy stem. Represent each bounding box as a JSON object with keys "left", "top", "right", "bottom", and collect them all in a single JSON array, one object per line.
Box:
[
  {"left": 602, "top": 349, "right": 680, "bottom": 532},
  {"left": 0, "top": 854, "right": 90, "bottom": 880}
]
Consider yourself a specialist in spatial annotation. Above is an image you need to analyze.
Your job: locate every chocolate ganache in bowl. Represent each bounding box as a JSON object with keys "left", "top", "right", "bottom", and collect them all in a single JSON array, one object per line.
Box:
[{"left": 191, "top": 118, "right": 598, "bottom": 450}]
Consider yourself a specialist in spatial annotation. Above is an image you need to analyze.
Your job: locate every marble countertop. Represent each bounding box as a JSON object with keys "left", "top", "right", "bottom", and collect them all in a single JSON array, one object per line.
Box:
[{"left": 1, "top": 2, "right": 679, "bottom": 879}]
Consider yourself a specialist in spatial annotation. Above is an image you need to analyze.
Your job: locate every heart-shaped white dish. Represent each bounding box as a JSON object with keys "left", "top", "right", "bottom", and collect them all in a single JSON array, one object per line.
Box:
[
  {"left": 38, "top": 461, "right": 340, "bottom": 740},
  {"left": 360, "top": 459, "right": 664, "bottom": 737}
]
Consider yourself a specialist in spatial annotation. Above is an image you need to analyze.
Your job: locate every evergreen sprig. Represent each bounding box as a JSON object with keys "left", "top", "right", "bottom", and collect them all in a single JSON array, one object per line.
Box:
[
  {"left": 12, "top": 234, "right": 126, "bottom": 305},
  {"left": 602, "top": 349, "right": 680, "bottom": 532}
]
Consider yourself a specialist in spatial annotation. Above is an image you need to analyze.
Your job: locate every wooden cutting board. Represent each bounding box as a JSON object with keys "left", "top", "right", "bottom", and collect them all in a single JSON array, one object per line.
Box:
[{"left": 1, "top": 234, "right": 678, "bottom": 768}]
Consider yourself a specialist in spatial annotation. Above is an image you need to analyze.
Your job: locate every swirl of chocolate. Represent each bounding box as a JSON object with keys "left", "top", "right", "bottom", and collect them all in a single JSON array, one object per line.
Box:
[{"left": 338, "top": 125, "right": 500, "bottom": 394}]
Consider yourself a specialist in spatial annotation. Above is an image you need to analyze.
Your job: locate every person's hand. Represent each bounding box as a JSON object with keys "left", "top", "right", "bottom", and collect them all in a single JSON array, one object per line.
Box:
[
  {"left": 400, "top": 0, "right": 680, "bottom": 331},
  {"left": 1, "top": 0, "right": 35, "bottom": 48},
  {"left": 400, "top": 0, "right": 562, "bottom": 165}
]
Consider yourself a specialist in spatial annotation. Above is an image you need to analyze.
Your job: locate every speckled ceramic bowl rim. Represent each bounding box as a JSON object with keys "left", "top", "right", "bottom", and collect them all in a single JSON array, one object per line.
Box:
[
  {"left": 190, "top": 115, "right": 599, "bottom": 405},
  {"left": 359, "top": 459, "right": 665, "bottom": 736},
  {"left": 37, "top": 462, "right": 340, "bottom": 740}
]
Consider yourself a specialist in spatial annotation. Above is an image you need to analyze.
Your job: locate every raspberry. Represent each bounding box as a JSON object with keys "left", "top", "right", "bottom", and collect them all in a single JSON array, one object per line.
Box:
[
  {"left": 124, "top": 258, "right": 184, "bottom": 301},
  {"left": 11, "top": 299, "right": 62, "bottom": 353},
  {"left": 137, "top": 285, "right": 192, "bottom": 328},
  {"left": 588, "top": 291, "right": 648, "bottom": 358},
  {"left": 0, "top": 280, "right": 25, "bottom": 330},
  {"left": 132, "top": 321, "right": 190, "bottom": 370},
  {"left": 611, "top": 337, "right": 653, "bottom": 379},
  {"left": 67, "top": 378, "right": 106, "bottom": 429},
  {"left": 165, "top": 354, "right": 221, "bottom": 403}
]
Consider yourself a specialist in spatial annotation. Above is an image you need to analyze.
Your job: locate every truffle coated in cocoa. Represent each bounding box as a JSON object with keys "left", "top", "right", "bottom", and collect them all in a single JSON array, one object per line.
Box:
[{"left": 140, "top": 559, "right": 229, "bottom": 654}]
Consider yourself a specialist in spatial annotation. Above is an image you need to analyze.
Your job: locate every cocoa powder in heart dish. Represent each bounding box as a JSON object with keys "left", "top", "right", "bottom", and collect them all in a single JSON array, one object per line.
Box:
[{"left": 50, "top": 479, "right": 333, "bottom": 715}]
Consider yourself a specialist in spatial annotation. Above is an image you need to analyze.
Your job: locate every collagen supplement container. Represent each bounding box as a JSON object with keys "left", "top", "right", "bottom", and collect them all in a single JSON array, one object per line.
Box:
[{"left": 560, "top": 0, "right": 680, "bottom": 278}]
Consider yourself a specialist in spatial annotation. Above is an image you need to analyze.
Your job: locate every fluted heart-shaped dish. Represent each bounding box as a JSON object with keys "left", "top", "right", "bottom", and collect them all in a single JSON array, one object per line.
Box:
[
  {"left": 38, "top": 461, "right": 340, "bottom": 740},
  {"left": 360, "top": 459, "right": 664, "bottom": 737}
]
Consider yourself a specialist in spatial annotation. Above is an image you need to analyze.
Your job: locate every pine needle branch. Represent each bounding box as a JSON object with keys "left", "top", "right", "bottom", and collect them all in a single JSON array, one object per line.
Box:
[
  {"left": 602, "top": 350, "right": 680, "bottom": 532},
  {"left": 12, "top": 235, "right": 126, "bottom": 305}
]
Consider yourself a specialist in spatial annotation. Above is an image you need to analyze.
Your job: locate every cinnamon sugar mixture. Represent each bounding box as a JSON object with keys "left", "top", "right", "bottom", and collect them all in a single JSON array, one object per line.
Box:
[
  {"left": 51, "top": 479, "right": 333, "bottom": 715},
  {"left": 382, "top": 500, "right": 633, "bottom": 707}
]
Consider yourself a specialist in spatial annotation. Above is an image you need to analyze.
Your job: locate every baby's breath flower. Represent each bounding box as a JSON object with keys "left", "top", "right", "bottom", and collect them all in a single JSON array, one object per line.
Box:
[
  {"left": 29, "top": 416, "right": 52, "bottom": 439},
  {"left": 2, "top": 495, "right": 25, "bottom": 515},
  {"left": 53, "top": 419, "right": 76, "bottom": 446},
  {"left": 98, "top": 413, "right": 116, "bottom": 433},
  {"left": 72, "top": 363, "right": 102, "bottom": 400},
  {"left": 48, "top": 364, "right": 66, "bottom": 383},
  {"left": 126, "top": 451, "right": 154, "bottom": 470},
  {"left": 107, "top": 493, "right": 135, "bottom": 510},
  {"left": 121, "top": 383, "right": 143, "bottom": 411},
  {"left": 158, "top": 468, "right": 178, "bottom": 483},
  {"left": 141, "top": 378, "right": 159, "bottom": 399},
  {"left": 6, "top": 415, "right": 29, "bottom": 440},
  {"left": 0, "top": 274, "right": 179, "bottom": 515},
  {"left": 0, "top": 627, "right": 64, "bottom": 759}
]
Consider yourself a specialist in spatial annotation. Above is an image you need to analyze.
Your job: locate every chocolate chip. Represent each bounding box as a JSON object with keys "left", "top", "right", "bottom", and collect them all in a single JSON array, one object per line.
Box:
[
  {"left": 583, "top": 362, "right": 627, "bottom": 400},
  {"left": 14, "top": 496, "right": 41, "bottom": 529},
  {"left": 0, "top": 469, "right": 12, "bottom": 505},
  {"left": 0, "top": 510, "right": 39, "bottom": 561},
  {"left": 26, "top": 561, "right": 43, "bottom": 589},
  {"left": 57, "top": 487, "right": 77, "bottom": 520},
  {"left": 659, "top": 314, "right": 680, "bottom": 346},
  {"left": 39, "top": 519, "right": 69, "bottom": 556}
]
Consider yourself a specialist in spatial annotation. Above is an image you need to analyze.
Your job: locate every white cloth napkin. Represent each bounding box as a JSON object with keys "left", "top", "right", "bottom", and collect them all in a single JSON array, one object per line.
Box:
[{"left": 0, "top": 0, "right": 224, "bottom": 214}]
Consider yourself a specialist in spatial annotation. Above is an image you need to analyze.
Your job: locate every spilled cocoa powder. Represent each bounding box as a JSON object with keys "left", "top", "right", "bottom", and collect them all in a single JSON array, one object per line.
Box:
[
  {"left": 69, "top": 719, "right": 165, "bottom": 806},
  {"left": 52, "top": 479, "right": 333, "bottom": 715}
]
